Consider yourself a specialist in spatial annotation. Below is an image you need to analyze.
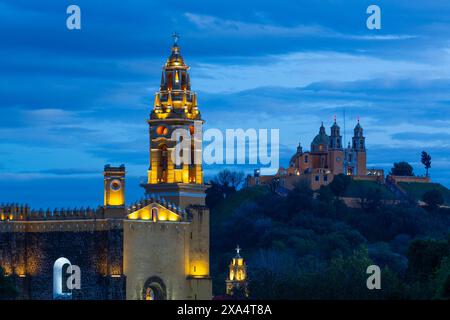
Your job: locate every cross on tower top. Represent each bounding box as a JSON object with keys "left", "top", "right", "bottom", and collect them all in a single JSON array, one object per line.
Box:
[
  {"left": 235, "top": 245, "right": 241, "bottom": 255},
  {"left": 172, "top": 32, "right": 179, "bottom": 45}
]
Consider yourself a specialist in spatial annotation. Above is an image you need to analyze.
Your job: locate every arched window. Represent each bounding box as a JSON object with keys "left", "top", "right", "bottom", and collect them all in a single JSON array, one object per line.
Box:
[
  {"left": 158, "top": 145, "right": 168, "bottom": 183},
  {"left": 151, "top": 207, "right": 158, "bottom": 222}
]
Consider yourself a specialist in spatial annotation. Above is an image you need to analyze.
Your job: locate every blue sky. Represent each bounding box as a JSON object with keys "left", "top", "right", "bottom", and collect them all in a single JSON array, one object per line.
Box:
[{"left": 1, "top": 0, "right": 450, "bottom": 208}]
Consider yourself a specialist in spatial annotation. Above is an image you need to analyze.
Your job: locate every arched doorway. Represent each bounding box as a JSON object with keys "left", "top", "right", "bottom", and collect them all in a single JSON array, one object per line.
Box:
[
  {"left": 53, "top": 257, "right": 72, "bottom": 300},
  {"left": 142, "top": 276, "right": 166, "bottom": 300}
]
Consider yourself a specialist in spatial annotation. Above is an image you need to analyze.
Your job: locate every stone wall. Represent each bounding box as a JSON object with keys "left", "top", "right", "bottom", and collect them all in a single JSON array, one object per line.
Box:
[{"left": 0, "top": 220, "right": 124, "bottom": 300}]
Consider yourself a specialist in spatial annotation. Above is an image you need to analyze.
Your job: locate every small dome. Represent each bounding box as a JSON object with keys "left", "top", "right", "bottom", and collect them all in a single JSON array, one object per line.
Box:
[
  {"left": 165, "top": 43, "right": 187, "bottom": 68},
  {"left": 312, "top": 123, "right": 329, "bottom": 146},
  {"left": 311, "top": 133, "right": 330, "bottom": 146}
]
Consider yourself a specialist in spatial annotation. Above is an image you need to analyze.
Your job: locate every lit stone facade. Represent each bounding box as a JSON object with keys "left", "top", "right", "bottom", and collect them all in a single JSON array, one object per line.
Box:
[{"left": 0, "top": 38, "right": 212, "bottom": 300}]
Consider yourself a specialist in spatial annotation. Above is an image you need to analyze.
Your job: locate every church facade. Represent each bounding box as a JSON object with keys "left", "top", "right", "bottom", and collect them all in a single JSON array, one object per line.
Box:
[
  {"left": 247, "top": 119, "right": 383, "bottom": 190},
  {"left": 0, "top": 38, "right": 212, "bottom": 300}
]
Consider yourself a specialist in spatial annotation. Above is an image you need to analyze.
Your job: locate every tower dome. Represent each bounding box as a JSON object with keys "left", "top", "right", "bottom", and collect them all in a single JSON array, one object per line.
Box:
[
  {"left": 152, "top": 34, "right": 199, "bottom": 120},
  {"left": 311, "top": 122, "right": 330, "bottom": 152}
]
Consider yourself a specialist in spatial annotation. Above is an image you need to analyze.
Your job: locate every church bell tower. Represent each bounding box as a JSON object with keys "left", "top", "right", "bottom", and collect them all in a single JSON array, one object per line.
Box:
[
  {"left": 226, "top": 246, "right": 249, "bottom": 298},
  {"left": 141, "top": 34, "right": 207, "bottom": 208}
]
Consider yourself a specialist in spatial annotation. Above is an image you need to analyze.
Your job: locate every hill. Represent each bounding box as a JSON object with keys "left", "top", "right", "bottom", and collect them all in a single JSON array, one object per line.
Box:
[
  {"left": 345, "top": 179, "right": 397, "bottom": 200},
  {"left": 399, "top": 182, "right": 450, "bottom": 205},
  {"left": 209, "top": 182, "right": 450, "bottom": 299}
]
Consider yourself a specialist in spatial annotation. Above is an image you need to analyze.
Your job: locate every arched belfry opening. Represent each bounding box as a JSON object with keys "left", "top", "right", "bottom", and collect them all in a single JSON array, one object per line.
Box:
[{"left": 158, "top": 144, "right": 168, "bottom": 183}]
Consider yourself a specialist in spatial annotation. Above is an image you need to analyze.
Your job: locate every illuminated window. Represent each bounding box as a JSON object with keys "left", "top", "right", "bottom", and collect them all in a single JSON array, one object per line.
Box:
[
  {"left": 151, "top": 207, "right": 158, "bottom": 222},
  {"left": 156, "top": 126, "right": 168, "bottom": 135}
]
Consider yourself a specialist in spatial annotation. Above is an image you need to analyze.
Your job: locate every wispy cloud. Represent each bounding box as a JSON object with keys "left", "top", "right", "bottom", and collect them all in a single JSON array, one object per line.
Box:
[
  {"left": 193, "top": 51, "right": 440, "bottom": 93},
  {"left": 184, "top": 13, "right": 416, "bottom": 41}
]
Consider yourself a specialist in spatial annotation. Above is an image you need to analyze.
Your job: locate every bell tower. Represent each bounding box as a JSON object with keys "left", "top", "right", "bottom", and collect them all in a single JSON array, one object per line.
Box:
[
  {"left": 329, "top": 117, "right": 344, "bottom": 174},
  {"left": 352, "top": 119, "right": 367, "bottom": 176},
  {"left": 103, "top": 164, "right": 126, "bottom": 218},
  {"left": 141, "top": 34, "right": 206, "bottom": 208},
  {"left": 226, "top": 246, "right": 249, "bottom": 298}
]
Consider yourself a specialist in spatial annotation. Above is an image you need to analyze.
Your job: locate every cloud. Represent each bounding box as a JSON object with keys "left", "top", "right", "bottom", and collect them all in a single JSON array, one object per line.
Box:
[
  {"left": 193, "top": 50, "right": 445, "bottom": 93},
  {"left": 19, "top": 168, "right": 99, "bottom": 176},
  {"left": 391, "top": 132, "right": 450, "bottom": 144},
  {"left": 184, "top": 13, "right": 416, "bottom": 41},
  {"left": 1, "top": 0, "right": 450, "bottom": 208}
]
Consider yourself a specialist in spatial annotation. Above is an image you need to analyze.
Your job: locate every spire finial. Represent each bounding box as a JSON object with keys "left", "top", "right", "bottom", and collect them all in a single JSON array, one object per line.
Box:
[
  {"left": 235, "top": 245, "right": 241, "bottom": 256},
  {"left": 357, "top": 116, "right": 360, "bottom": 124},
  {"left": 334, "top": 115, "right": 337, "bottom": 123},
  {"left": 172, "top": 32, "right": 179, "bottom": 45}
]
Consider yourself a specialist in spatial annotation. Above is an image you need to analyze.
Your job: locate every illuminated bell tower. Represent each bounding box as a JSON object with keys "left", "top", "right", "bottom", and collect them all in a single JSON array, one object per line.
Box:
[
  {"left": 141, "top": 34, "right": 206, "bottom": 208},
  {"left": 226, "top": 246, "right": 249, "bottom": 298}
]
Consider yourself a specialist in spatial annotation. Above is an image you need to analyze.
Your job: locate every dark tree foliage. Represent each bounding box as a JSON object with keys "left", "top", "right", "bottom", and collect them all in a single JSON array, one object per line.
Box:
[
  {"left": 210, "top": 180, "right": 450, "bottom": 299},
  {"left": 407, "top": 239, "right": 450, "bottom": 281},
  {"left": 206, "top": 170, "right": 245, "bottom": 209},
  {"left": 329, "top": 173, "right": 352, "bottom": 196},
  {"left": 421, "top": 151, "right": 432, "bottom": 177},
  {"left": 213, "top": 169, "right": 245, "bottom": 189},
  {"left": 357, "top": 187, "right": 383, "bottom": 213},
  {"left": 390, "top": 161, "right": 414, "bottom": 176},
  {"left": 0, "top": 267, "right": 18, "bottom": 300},
  {"left": 206, "top": 181, "right": 226, "bottom": 209},
  {"left": 422, "top": 189, "right": 444, "bottom": 211}
]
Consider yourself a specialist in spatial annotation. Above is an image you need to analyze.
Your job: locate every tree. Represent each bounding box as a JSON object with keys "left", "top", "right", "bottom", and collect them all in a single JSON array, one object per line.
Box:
[
  {"left": 422, "top": 189, "right": 444, "bottom": 210},
  {"left": 329, "top": 174, "right": 352, "bottom": 196},
  {"left": 407, "top": 239, "right": 450, "bottom": 281},
  {"left": 267, "top": 177, "right": 280, "bottom": 195},
  {"left": 205, "top": 181, "right": 226, "bottom": 209},
  {"left": 390, "top": 162, "right": 414, "bottom": 176},
  {"left": 433, "top": 256, "right": 450, "bottom": 299},
  {"left": 358, "top": 187, "right": 383, "bottom": 213},
  {"left": 213, "top": 169, "right": 245, "bottom": 189},
  {"left": 421, "top": 151, "right": 432, "bottom": 177}
]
